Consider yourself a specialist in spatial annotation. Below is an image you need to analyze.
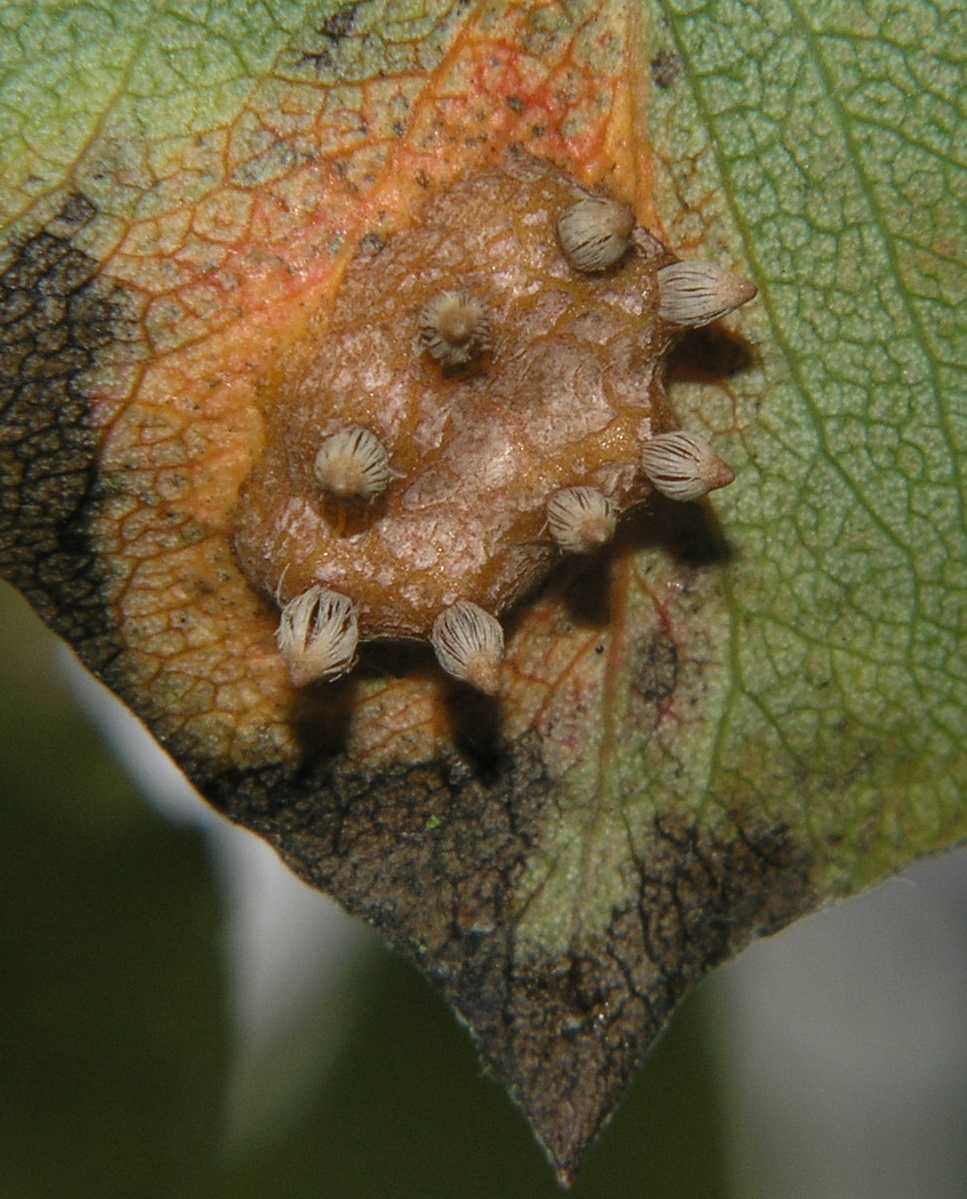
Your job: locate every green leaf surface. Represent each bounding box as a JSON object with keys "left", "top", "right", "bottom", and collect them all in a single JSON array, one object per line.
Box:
[{"left": 1, "top": 0, "right": 963, "bottom": 1183}]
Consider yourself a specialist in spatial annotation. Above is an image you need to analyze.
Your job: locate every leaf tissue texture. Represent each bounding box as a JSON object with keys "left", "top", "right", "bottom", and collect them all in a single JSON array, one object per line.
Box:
[{"left": 1, "top": 0, "right": 964, "bottom": 1183}]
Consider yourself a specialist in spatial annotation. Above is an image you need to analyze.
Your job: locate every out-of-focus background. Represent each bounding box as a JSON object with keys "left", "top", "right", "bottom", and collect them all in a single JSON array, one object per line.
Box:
[{"left": 2, "top": 580, "right": 966, "bottom": 1199}]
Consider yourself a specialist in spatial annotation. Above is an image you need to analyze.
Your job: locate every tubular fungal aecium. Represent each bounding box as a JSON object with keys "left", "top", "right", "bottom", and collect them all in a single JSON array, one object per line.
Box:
[
  {"left": 557, "top": 196, "right": 635, "bottom": 272},
  {"left": 232, "top": 151, "right": 758, "bottom": 694},
  {"left": 431, "top": 601, "right": 505, "bottom": 694},
  {"left": 314, "top": 426, "right": 392, "bottom": 500},
  {"left": 656, "top": 260, "right": 757, "bottom": 328},
  {"left": 640, "top": 431, "right": 736, "bottom": 501},
  {"left": 546, "top": 487, "right": 617, "bottom": 553},
  {"left": 419, "top": 289, "right": 492, "bottom": 367},
  {"left": 276, "top": 586, "right": 359, "bottom": 686}
]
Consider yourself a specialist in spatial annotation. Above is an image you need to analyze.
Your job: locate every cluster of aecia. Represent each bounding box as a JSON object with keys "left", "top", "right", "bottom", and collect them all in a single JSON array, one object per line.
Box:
[{"left": 267, "top": 162, "right": 757, "bottom": 694}]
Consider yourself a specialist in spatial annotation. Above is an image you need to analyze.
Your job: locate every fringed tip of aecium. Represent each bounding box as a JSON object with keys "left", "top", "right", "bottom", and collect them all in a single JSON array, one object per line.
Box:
[
  {"left": 640, "top": 431, "right": 736, "bottom": 502},
  {"left": 656, "top": 260, "right": 757, "bottom": 328},
  {"left": 314, "top": 426, "right": 392, "bottom": 501},
  {"left": 276, "top": 586, "right": 359, "bottom": 686},
  {"left": 419, "top": 289, "right": 492, "bottom": 367},
  {"left": 430, "top": 600, "right": 505, "bottom": 694},
  {"left": 546, "top": 487, "right": 617, "bottom": 553}
]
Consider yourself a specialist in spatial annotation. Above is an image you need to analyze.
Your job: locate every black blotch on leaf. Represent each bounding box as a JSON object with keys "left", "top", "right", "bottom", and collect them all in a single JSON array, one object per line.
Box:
[
  {"left": 196, "top": 619, "right": 816, "bottom": 1188},
  {"left": 0, "top": 194, "right": 137, "bottom": 668},
  {"left": 503, "top": 814, "right": 814, "bottom": 1185}
]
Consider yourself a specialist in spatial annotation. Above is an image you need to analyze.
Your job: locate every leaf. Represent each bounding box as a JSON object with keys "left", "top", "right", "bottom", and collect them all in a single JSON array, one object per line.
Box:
[{"left": 1, "top": 0, "right": 963, "bottom": 1183}]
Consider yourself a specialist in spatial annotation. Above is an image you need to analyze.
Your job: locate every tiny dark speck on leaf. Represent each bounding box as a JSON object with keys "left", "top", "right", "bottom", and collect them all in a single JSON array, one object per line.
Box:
[
  {"left": 651, "top": 50, "right": 683, "bottom": 89},
  {"left": 54, "top": 194, "right": 97, "bottom": 230},
  {"left": 357, "top": 231, "right": 386, "bottom": 256},
  {"left": 631, "top": 632, "right": 679, "bottom": 705},
  {"left": 506, "top": 95, "right": 525, "bottom": 114},
  {"left": 320, "top": 2, "right": 359, "bottom": 41}
]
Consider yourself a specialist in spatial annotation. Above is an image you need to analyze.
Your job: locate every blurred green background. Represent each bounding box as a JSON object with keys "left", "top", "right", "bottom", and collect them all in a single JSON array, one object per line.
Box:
[{"left": 4, "top": 579, "right": 967, "bottom": 1199}]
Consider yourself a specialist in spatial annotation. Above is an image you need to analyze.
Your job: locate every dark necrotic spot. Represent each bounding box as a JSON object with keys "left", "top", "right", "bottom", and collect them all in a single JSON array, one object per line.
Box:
[
  {"left": 631, "top": 631, "right": 678, "bottom": 705},
  {"left": 356, "top": 230, "right": 386, "bottom": 256},
  {"left": 500, "top": 813, "right": 814, "bottom": 1179},
  {"left": 298, "top": 2, "right": 361, "bottom": 71},
  {"left": 53, "top": 193, "right": 97, "bottom": 229},
  {"left": 321, "top": 1, "right": 360, "bottom": 40},
  {"left": 0, "top": 195, "right": 137, "bottom": 667},
  {"left": 650, "top": 50, "right": 683, "bottom": 89}
]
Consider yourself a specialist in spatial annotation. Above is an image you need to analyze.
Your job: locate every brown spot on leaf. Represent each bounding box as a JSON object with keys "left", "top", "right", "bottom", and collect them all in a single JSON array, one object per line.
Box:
[
  {"left": 321, "top": 2, "right": 360, "bottom": 41},
  {"left": 297, "top": 2, "right": 362, "bottom": 72}
]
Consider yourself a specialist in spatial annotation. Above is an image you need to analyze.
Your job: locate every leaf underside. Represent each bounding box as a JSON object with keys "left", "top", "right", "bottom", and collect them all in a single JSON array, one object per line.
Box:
[{"left": 1, "top": 0, "right": 963, "bottom": 1182}]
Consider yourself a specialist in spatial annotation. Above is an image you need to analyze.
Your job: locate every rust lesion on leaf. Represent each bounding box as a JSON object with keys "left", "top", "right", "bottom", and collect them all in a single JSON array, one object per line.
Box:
[
  {"left": 0, "top": 1, "right": 781, "bottom": 1184},
  {"left": 65, "top": 0, "right": 661, "bottom": 775}
]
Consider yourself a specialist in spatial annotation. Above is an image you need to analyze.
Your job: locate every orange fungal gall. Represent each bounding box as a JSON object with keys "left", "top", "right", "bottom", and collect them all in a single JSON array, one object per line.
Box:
[{"left": 232, "top": 150, "right": 755, "bottom": 691}]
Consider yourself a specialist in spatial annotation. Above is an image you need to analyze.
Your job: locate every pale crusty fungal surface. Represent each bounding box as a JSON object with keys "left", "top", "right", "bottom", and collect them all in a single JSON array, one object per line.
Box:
[{"left": 235, "top": 152, "right": 685, "bottom": 645}]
